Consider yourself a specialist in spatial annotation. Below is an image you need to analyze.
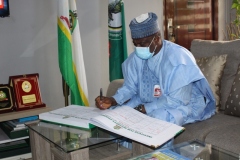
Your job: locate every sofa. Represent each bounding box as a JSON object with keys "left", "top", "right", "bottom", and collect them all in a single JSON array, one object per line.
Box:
[{"left": 106, "top": 39, "right": 240, "bottom": 155}]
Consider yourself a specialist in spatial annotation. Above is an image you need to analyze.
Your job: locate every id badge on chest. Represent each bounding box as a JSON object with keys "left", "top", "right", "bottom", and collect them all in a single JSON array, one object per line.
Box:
[{"left": 153, "top": 85, "right": 162, "bottom": 97}]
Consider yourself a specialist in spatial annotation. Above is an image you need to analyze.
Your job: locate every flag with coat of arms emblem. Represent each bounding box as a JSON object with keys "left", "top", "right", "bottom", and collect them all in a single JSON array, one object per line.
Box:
[
  {"left": 57, "top": 0, "right": 89, "bottom": 106},
  {"left": 108, "top": 0, "right": 128, "bottom": 82}
]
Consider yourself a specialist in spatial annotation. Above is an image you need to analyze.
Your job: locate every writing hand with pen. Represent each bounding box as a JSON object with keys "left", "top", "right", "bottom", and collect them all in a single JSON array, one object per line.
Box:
[
  {"left": 95, "top": 88, "right": 117, "bottom": 110},
  {"left": 95, "top": 88, "right": 146, "bottom": 114}
]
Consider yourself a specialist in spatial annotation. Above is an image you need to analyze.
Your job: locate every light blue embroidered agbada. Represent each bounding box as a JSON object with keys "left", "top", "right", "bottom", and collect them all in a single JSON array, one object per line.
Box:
[{"left": 112, "top": 40, "right": 216, "bottom": 126}]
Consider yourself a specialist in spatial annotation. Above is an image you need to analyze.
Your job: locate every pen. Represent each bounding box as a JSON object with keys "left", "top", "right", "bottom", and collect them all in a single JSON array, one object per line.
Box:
[{"left": 100, "top": 88, "right": 103, "bottom": 100}]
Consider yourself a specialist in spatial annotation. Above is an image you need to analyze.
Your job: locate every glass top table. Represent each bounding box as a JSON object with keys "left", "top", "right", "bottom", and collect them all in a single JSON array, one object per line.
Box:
[
  {"left": 26, "top": 121, "right": 122, "bottom": 153},
  {"left": 27, "top": 121, "right": 240, "bottom": 160},
  {"left": 129, "top": 139, "right": 240, "bottom": 160}
]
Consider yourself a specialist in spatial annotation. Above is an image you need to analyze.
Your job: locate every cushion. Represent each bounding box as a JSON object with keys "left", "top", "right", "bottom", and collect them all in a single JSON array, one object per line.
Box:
[
  {"left": 174, "top": 113, "right": 240, "bottom": 144},
  {"left": 205, "top": 124, "right": 240, "bottom": 155},
  {"left": 196, "top": 54, "right": 227, "bottom": 111},
  {"left": 191, "top": 39, "right": 240, "bottom": 110},
  {"left": 225, "top": 65, "right": 240, "bottom": 117}
]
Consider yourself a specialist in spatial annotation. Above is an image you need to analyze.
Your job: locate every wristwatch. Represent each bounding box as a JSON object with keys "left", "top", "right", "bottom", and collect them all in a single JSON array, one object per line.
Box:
[{"left": 134, "top": 104, "right": 144, "bottom": 112}]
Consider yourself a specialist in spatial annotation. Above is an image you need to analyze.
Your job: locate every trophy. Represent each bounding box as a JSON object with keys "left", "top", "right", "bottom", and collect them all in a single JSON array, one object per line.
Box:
[
  {"left": 9, "top": 73, "right": 46, "bottom": 111},
  {"left": 0, "top": 84, "right": 15, "bottom": 114}
]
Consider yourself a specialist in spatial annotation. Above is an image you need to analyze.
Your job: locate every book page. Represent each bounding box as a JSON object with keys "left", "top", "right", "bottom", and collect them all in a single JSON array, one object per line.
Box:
[
  {"left": 47, "top": 105, "right": 101, "bottom": 120},
  {"left": 39, "top": 105, "right": 103, "bottom": 129},
  {"left": 90, "top": 106, "right": 184, "bottom": 148}
]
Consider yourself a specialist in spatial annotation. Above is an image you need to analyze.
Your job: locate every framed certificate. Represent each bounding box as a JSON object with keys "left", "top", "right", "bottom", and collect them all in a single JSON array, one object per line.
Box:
[
  {"left": 0, "top": 84, "right": 15, "bottom": 114},
  {"left": 9, "top": 73, "right": 46, "bottom": 111}
]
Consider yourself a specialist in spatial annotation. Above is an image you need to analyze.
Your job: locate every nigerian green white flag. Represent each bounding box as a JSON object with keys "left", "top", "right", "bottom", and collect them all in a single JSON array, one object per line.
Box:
[
  {"left": 108, "top": 0, "right": 128, "bottom": 82},
  {"left": 57, "top": 0, "right": 89, "bottom": 106}
]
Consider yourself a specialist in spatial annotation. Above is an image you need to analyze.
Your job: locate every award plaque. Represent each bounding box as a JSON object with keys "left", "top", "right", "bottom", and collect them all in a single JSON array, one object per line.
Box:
[
  {"left": 9, "top": 73, "right": 46, "bottom": 111},
  {"left": 0, "top": 84, "right": 15, "bottom": 114}
]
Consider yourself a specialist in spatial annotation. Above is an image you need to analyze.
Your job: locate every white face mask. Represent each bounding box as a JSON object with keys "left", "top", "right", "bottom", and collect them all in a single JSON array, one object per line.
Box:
[{"left": 135, "top": 36, "right": 157, "bottom": 60}]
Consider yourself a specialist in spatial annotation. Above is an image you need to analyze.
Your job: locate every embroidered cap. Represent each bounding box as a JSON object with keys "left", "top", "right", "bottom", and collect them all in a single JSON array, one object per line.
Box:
[{"left": 129, "top": 12, "right": 160, "bottom": 39}]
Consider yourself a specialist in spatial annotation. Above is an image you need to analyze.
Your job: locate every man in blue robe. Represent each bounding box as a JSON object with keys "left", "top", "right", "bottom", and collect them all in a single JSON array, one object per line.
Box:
[{"left": 95, "top": 12, "right": 216, "bottom": 127}]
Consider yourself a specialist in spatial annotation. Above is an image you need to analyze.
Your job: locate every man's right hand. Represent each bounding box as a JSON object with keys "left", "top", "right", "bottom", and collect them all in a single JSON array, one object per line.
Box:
[{"left": 95, "top": 96, "right": 117, "bottom": 110}]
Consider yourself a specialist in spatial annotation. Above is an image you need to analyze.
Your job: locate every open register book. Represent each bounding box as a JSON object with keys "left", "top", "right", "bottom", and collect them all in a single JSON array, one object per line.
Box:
[
  {"left": 39, "top": 105, "right": 184, "bottom": 148},
  {"left": 39, "top": 105, "right": 100, "bottom": 129}
]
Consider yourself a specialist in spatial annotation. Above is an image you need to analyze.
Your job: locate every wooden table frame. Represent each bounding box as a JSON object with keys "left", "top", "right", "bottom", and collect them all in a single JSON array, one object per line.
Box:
[{"left": 28, "top": 127, "right": 157, "bottom": 160}]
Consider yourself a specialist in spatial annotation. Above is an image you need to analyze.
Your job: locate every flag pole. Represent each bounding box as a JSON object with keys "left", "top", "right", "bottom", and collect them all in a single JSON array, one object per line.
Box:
[
  {"left": 62, "top": 77, "right": 69, "bottom": 106},
  {"left": 62, "top": 77, "right": 71, "bottom": 141}
]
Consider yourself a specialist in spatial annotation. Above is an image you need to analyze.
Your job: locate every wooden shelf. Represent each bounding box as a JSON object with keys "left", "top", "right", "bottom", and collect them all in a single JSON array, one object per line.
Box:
[
  {"left": 0, "top": 153, "right": 32, "bottom": 160},
  {"left": 0, "top": 107, "right": 51, "bottom": 160},
  {"left": 0, "top": 128, "right": 29, "bottom": 144},
  {"left": 0, "top": 107, "right": 51, "bottom": 122}
]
